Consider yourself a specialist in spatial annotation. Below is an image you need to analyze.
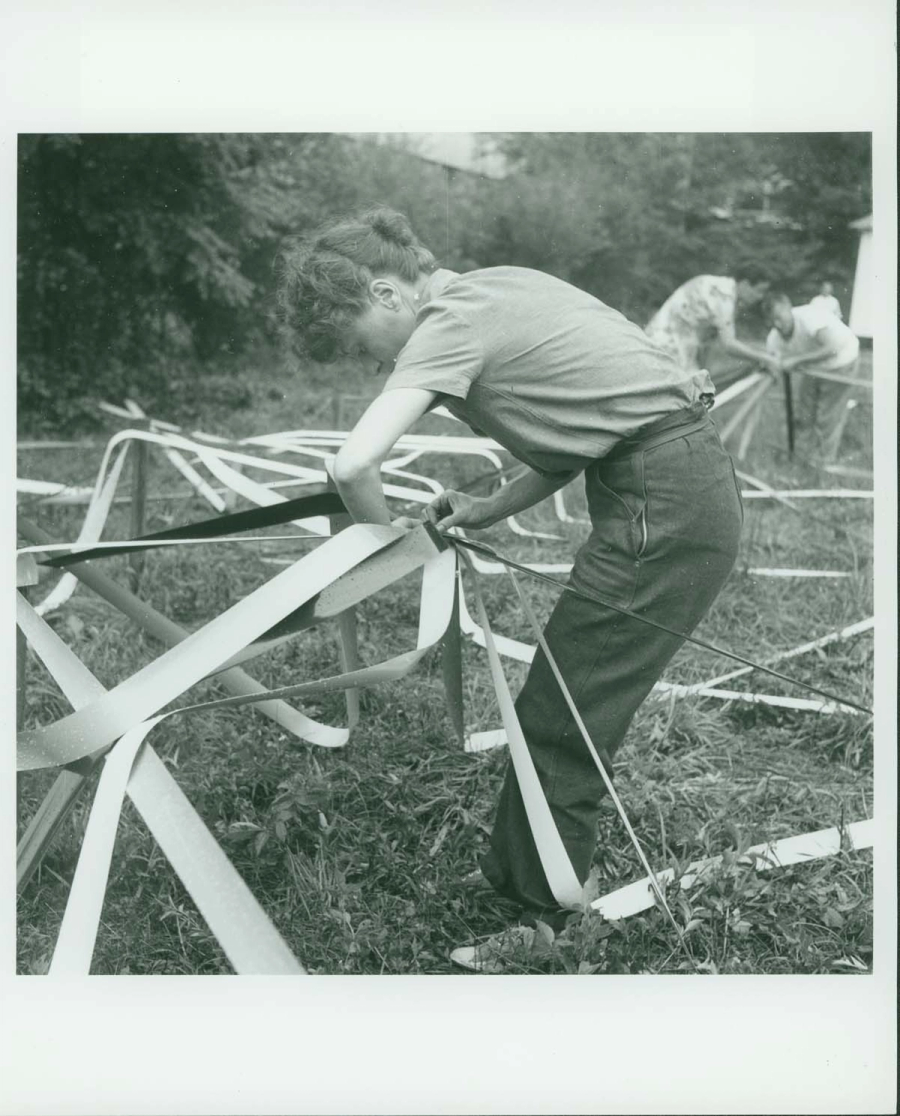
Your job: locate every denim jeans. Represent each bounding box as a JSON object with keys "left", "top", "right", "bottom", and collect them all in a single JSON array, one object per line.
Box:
[{"left": 479, "top": 404, "right": 744, "bottom": 926}]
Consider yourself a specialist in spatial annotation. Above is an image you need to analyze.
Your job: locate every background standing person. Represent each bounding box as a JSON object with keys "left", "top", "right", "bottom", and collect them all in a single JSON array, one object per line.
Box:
[
  {"left": 765, "top": 291, "right": 861, "bottom": 461},
  {"left": 277, "top": 206, "right": 744, "bottom": 973},
  {"left": 809, "top": 280, "right": 844, "bottom": 320},
  {"left": 644, "top": 267, "right": 778, "bottom": 380}
]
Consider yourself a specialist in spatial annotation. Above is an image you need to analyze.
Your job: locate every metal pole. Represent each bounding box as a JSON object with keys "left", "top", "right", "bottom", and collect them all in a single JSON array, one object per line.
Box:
[
  {"left": 325, "top": 471, "right": 360, "bottom": 728},
  {"left": 783, "top": 370, "right": 796, "bottom": 457},
  {"left": 16, "top": 555, "right": 40, "bottom": 731},
  {"left": 17, "top": 589, "right": 28, "bottom": 732},
  {"left": 128, "top": 439, "right": 149, "bottom": 589},
  {"left": 440, "top": 562, "right": 466, "bottom": 747},
  {"left": 17, "top": 766, "right": 98, "bottom": 893}
]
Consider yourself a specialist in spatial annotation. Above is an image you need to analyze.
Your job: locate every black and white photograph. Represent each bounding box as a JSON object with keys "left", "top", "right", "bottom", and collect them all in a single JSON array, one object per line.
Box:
[{"left": 3, "top": 5, "right": 896, "bottom": 1116}]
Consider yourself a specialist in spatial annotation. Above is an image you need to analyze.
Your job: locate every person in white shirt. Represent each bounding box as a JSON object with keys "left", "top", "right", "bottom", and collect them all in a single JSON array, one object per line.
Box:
[
  {"left": 766, "top": 292, "right": 860, "bottom": 459},
  {"left": 808, "top": 280, "right": 843, "bottom": 320}
]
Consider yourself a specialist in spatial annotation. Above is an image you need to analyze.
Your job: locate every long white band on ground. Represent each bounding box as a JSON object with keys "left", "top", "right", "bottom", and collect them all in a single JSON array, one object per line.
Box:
[
  {"left": 591, "top": 819, "right": 874, "bottom": 921},
  {"left": 465, "top": 616, "right": 873, "bottom": 751},
  {"left": 661, "top": 617, "right": 874, "bottom": 695}
]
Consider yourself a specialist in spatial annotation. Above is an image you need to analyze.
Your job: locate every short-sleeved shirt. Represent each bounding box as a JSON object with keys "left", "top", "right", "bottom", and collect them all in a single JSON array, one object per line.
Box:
[
  {"left": 380, "top": 267, "right": 715, "bottom": 476},
  {"left": 644, "top": 275, "right": 737, "bottom": 371},
  {"left": 766, "top": 303, "right": 859, "bottom": 372}
]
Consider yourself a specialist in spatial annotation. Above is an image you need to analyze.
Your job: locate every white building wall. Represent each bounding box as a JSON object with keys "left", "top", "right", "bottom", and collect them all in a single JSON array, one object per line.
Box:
[{"left": 849, "top": 226, "right": 874, "bottom": 339}]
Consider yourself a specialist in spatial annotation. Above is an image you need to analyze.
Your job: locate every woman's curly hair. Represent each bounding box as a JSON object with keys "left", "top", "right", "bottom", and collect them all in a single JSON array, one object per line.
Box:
[{"left": 275, "top": 206, "right": 436, "bottom": 363}]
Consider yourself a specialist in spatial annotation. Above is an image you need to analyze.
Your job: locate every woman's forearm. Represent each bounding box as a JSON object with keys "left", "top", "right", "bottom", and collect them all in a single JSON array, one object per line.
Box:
[
  {"left": 479, "top": 467, "right": 580, "bottom": 525},
  {"left": 332, "top": 388, "right": 441, "bottom": 525}
]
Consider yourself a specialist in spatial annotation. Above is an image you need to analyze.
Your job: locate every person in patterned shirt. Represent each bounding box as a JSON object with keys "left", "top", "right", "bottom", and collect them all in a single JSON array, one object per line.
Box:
[{"left": 645, "top": 266, "right": 778, "bottom": 378}]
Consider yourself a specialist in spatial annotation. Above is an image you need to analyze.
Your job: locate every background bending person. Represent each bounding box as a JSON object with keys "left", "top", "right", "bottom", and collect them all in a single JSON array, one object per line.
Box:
[
  {"left": 644, "top": 266, "right": 778, "bottom": 379},
  {"left": 277, "top": 207, "right": 744, "bottom": 973},
  {"left": 766, "top": 290, "right": 861, "bottom": 461}
]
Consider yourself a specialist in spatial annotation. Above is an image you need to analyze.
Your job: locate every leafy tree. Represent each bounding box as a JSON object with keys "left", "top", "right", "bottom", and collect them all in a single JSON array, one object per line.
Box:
[
  {"left": 17, "top": 131, "right": 485, "bottom": 426},
  {"left": 760, "top": 132, "right": 871, "bottom": 299},
  {"left": 18, "top": 134, "right": 263, "bottom": 423},
  {"left": 481, "top": 132, "right": 870, "bottom": 322},
  {"left": 17, "top": 133, "right": 362, "bottom": 424}
]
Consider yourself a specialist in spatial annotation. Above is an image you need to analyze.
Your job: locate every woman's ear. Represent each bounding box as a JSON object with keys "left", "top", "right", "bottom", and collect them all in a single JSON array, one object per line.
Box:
[{"left": 369, "top": 278, "right": 401, "bottom": 311}]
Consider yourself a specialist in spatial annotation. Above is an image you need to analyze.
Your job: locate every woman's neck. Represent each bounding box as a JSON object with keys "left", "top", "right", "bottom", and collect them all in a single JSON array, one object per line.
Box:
[{"left": 414, "top": 268, "right": 456, "bottom": 309}]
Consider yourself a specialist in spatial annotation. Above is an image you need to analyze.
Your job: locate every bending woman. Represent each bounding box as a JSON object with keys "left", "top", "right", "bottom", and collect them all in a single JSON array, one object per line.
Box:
[{"left": 277, "top": 207, "right": 743, "bottom": 972}]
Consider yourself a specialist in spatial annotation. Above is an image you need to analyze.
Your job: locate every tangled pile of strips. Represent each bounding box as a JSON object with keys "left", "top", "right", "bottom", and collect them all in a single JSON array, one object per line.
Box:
[
  {"left": 17, "top": 510, "right": 612, "bottom": 973},
  {"left": 18, "top": 520, "right": 460, "bottom": 974},
  {"left": 20, "top": 395, "right": 874, "bottom": 718},
  {"left": 15, "top": 405, "right": 874, "bottom": 974}
]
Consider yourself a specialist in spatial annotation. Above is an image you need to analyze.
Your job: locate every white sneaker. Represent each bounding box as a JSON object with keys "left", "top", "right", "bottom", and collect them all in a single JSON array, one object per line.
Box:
[{"left": 450, "top": 925, "right": 548, "bottom": 974}]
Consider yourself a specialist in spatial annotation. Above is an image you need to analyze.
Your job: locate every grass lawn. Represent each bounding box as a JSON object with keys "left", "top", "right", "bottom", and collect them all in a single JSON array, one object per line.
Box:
[{"left": 16, "top": 349, "right": 875, "bottom": 975}]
